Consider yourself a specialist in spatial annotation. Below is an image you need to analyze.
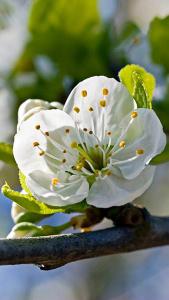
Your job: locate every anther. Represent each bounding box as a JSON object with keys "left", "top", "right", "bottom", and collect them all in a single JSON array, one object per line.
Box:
[
  {"left": 102, "top": 88, "right": 109, "bottom": 95},
  {"left": 75, "top": 163, "right": 84, "bottom": 171},
  {"left": 65, "top": 128, "right": 70, "bottom": 134},
  {"left": 39, "top": 150, "right": 45, "bottom": 156},
  {"left": 99, "top": 100, "right": 106, "bottom": 107},
  {"left": 119, "top": 140, "right": 126, "bottom": 148},
  {"left": 106, "top": 170, "right": 112, "bottom": 176},
  {"left": 71, "top": 141, "right": 78, "bottom": 148},
  {"left": 89, "top": 130, "right": 93, "bottom": 135},
  {"left": 32, "top": 141, "right": 39, "bottom": 147},
  {"left": 131, "top": 111, "right": 138, "bottom": 119},
  {"left": 62, "top": 159, "right": 66, "bottom": 163},
  {"left": 81, "top": 90, "right": 87, "bottom": 97},
  {"left": 35, "top": 124, "right": 40, "bottom": 130},
  {"left": 95, "top": 144, "right": 99, "bottom": 148},
  {"left": 45, "top": 131, "right": 49, "bottom": 136},
  {"left": 63, "top": 149, "right": 67, "bottom": 153},
  {"left": 136, "top": 149, "right": 144, "bottom": 155},
  {"left": 52, "top": 178, "right": 59, "bottom": 185},
  {"left": 73, "top": 106, "right": 80, "bottom": 113},
  {"left": 88, "top": 107, "right": 94, "bottom": 112},
  {"left": 83, "top": 128, "right": 88, "bottom": 132},
  {"left": 107, "top": 131, "right": 112, "bottom": 136}
]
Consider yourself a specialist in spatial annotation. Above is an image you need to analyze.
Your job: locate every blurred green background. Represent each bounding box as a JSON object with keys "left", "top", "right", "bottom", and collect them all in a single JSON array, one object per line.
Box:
[{"left": 0, "top": 0, "right": 169, "bottom": 299}]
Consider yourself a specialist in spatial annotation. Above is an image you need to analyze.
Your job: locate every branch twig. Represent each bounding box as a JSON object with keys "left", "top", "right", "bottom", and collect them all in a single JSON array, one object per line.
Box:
[{"left": 1, "top": 207, "right": 169, "bottom": 270}]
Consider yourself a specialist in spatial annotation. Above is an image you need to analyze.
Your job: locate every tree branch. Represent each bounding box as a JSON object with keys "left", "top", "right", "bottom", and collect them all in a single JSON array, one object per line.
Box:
[{"left": 1, "top": 209, "right": 169, "bottom": 270}]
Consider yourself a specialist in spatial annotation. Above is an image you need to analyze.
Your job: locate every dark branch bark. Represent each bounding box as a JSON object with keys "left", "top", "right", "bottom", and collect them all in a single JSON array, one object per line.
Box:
[{"left": 1, "top": 212, "right": 169, "bottom": 270}]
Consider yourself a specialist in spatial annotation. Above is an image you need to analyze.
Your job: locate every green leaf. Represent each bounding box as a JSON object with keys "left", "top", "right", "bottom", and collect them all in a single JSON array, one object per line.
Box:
[
  {"left": 2, "top": 183, "right": 88, "bottom": 215},
  {"left": 149, "top": 16, "right": 169, "bottom": 73},
  {"left": 19, "top": 171, "right": 32, "bottom": 194},
  {"left": 8, "top": 221, "right": 71, "bottom": 238},
  {"left": 13, "top": 210, "right": 50, "bottom": 224},
  {"left": 8, "top": 222, "right": 43, "bottom": 238},
  {"left": 151, "top": 143, "right": 169, "bottom": 165},
  {"left": 0, "top": 142, "right": 16, "bottom": 166},
  {"left": 119, "top": 64, "right": 156, "bottom": 109}
]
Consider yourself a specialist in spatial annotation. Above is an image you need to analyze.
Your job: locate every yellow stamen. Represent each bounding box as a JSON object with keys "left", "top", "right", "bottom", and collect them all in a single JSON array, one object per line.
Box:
[
  {"left": 65, "top": 128, "right": 70, "bottom": 134},
  {"left": 35, "top": 124, "right": 40, "bottom": 130},
  {"left": 119, "top": 140, "right": 126, "bottom": 148},
  {"left": 81, "top": 90, "right": 87, "bottom": 97},
  {"left": 136, "top": 149, "right": 144, "bottom": 155},
  {"left": 102, "top": 88, "right": 109, "bottom": 95},
  {"left": 32, "top": 141, "right": 39, "bottom": 147},
  {"left": 70, "top": 141, "right": 78, "bottom": 149},
  {"left": 39, "top": 150, "right": 45, "bottom": 156},
  {"left": 88, "top": 106, "right": 94, "bottom": 112},
  {"left": 73, "top": 106, "right": 80, "bottom": 113},
  {"left": 131, "top": 111, "right": 138, "bottom": 119},
  {"left": 75, "top": 162, "right": 84, "bottom": 171},
  {"left": 99, "top": 100, "right": 106, "bottom": 107},
  {"left": 52, "top": 178, "right": 59, "bottom": 185}
]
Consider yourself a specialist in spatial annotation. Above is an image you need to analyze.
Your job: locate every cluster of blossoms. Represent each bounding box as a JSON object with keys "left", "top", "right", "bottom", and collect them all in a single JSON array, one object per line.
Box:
[{"left": 13, "top": 76, "right": 166, "bottom": 208}]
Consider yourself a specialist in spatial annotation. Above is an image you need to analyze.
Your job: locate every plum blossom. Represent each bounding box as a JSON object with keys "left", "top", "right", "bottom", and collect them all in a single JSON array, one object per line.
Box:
[{"left": 13, "top": 76, "right": 166, "bottom": 208}]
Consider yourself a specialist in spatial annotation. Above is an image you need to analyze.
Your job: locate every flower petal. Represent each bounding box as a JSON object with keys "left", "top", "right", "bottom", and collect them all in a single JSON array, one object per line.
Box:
[
  {"left": 64, "top": 76, "right": 136, "bottom": 142},
  {"left": 17, "top": 99, "right": 51, "bottom": 130},
  {"left": 26, "top": 170, "right": 89, "bottom": 206},
  {"left": 13, "top": 109, "right": 78, "bottom": 176},
  {"left": 86, "top": 166, "right": 155, "bottom": 208},
  {"left": 111, "top": 108, "right": 166, "bottom": 179}
]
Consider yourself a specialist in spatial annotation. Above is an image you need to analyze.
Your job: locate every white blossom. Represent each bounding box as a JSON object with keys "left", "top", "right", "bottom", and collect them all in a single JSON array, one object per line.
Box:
[{"left": 13, "top": 76, "right": 166, "bottom": 208}]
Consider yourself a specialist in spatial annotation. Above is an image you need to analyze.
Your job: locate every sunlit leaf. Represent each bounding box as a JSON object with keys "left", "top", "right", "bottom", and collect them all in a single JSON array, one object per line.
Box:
[{"left": 119, "top": 64, "right": 155, "bottom": 108}]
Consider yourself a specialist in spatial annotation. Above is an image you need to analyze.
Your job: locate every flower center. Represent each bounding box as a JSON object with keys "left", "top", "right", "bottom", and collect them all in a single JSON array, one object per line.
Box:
[{"left": 71, "top": 138, "right": 113, "bottom": 176}]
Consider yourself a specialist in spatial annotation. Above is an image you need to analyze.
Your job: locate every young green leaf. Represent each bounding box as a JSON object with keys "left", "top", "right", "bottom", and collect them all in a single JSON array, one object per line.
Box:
[
  {"left": 19, "top": 171, "right": 32, "bottom": 194},
  {"left": 119, "top": 64, "right": 156, "bottom": 109},
  {"left": 7, "top": 221, "right": 71, "bottom": 238},
  {"left": 2, "top": 183, "right": 88, "bottom": 215},
  {"left": 13, "top": 208, "right": 50, "bottom": 224},
  {"left": 0, "top": 142, "right": 16, "bottom": 166}
]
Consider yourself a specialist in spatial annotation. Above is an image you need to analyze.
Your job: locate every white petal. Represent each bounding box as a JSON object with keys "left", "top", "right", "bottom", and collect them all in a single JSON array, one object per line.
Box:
[
  {"left": 86, "top": 166, "right": 155, "bottom": 208},
  {"left": 111, "top": 108, "right": 166, "bottom": 179},
  {"left": 13, "top": 109, "right": 78, "bottom": 176},
  {"left": 17, "top": 99, "right": 51, "bottom": 130},
  {"left": 26, "top": 170, "right": 89, "bottom": 207},
  {"left": 64, "top": 76, "right": 135, "bottom": 142},
  {"left": 50, "top": 102, "right": 64, "bottom": 110}
]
